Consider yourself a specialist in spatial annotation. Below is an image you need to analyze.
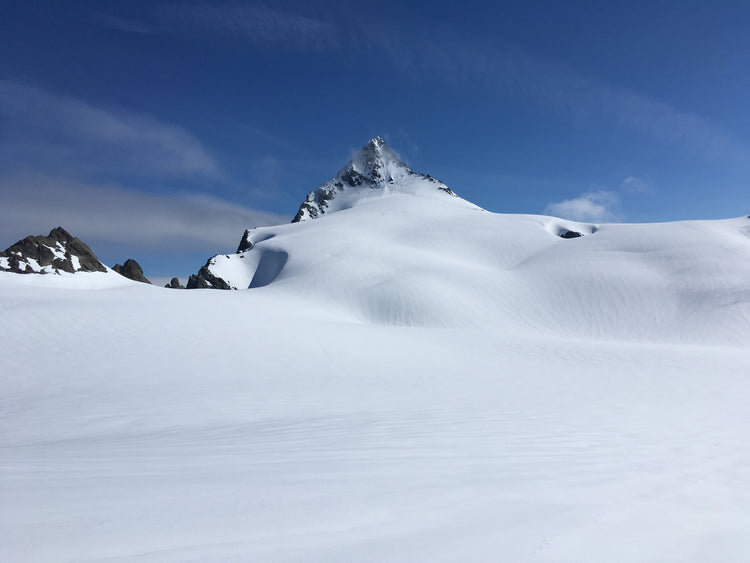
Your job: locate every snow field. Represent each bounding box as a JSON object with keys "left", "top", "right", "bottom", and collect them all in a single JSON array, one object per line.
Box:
[
  {"left": 2, "top": 273, "right": 750, "bottom": 561},
  {"left": 2, "top": 194, "right": 750, "bottom": 561}
]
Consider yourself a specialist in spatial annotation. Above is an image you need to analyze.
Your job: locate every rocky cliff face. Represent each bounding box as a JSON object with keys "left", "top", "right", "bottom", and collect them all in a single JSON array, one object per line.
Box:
[{"left": 0, "top": 227, "right": 107, "bottom": 274}]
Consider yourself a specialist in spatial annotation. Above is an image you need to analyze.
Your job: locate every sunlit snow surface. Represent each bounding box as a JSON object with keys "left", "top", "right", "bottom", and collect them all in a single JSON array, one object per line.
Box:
[{"left": 2, "top": 198, "right": 750, "bottom": 561}]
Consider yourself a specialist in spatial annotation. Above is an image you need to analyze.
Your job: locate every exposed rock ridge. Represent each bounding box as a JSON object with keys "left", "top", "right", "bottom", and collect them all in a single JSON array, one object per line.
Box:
[
  {"left": 0, "top": 227, "right": 107, "bottom": 274},
  {"left": 187, "top": 257, "right": 233, "bottom": 290}
]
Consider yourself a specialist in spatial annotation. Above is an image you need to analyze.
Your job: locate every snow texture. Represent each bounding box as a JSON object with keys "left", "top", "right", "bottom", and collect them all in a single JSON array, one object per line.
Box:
[{"left": 2, "top": 177, "right": 750, "bottom": 561}]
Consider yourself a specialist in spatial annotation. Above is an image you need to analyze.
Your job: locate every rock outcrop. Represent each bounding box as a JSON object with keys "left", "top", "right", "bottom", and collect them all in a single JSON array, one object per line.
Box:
[
  {"left": 165, "top": 277, "right": 185, "bottom": 289},
  {"left": 0, "top": 227, "right": 107, "bottom": 274},
  {"left": 237, "top": 229, "right": 254, "bottom": 253},
  {"left": 559, "top": 230, "right": 584, "bottom": 239},
  {"left": 113, "top": 259, "right": 151, "bottom": 284},
  {"left": 186, "top": 259, "right": 232, "bottom": 290}
]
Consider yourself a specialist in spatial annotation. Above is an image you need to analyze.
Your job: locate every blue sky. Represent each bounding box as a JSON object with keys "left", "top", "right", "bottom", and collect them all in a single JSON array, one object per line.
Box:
[{"left": 1, "top": 1, "right": 748, "bottom": 278}]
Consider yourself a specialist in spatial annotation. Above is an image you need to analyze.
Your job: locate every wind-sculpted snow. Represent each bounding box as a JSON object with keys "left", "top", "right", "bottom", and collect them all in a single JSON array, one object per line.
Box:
[{"left": 204, "top": 194, "right": 750, "bottom": 343}]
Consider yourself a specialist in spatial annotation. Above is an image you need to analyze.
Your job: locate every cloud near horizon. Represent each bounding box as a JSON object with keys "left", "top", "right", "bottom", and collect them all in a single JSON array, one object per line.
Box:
[
  {"left": 0, "top": 81, "right": 291, "bottom": 259},
  {"left": 544, "top": 190, "right": 620, "bottom": 223},
  {"left": 0, "top": 175, "right": 289, "bottom": 255}
]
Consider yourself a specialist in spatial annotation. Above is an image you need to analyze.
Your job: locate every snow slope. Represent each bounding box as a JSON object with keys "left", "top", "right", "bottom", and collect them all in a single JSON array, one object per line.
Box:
[
  {"left": 2, "top": 192, "right": 750, "bottom": 561},
  {"left": 207, "top": 193, "right": 750, "bottom": 344}
]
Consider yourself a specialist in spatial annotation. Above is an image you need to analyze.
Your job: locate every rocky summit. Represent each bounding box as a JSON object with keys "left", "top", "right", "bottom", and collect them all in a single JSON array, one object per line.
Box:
[
  {"left": 0, "top": 227, "right": 107, "bottom": 274},
  {"left": 292, "top": 136, "right": 457, "bottom": 223}
]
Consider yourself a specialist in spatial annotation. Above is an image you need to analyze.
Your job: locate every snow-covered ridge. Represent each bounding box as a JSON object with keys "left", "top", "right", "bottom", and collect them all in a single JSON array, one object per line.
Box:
[
  {"left": 195, "top": 191, "right": 750, "bottom": 343},
  {"left": 292, "top": 136, "right": 470, "bottom": 222},
  {"left": 176, "top": 137, "right": 750, "bottom": 343}
]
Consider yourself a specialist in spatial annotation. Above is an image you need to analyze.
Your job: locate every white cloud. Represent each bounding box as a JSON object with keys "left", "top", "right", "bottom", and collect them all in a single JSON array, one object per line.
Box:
[
  {"left": 0, "top": 80, "right": 221, "bottom": 180},
  {"left": 0, "top": 175, "right": 288, "bottom": 255},
  {"left": 544, "top": 191, "right": 619, "bottom": 222},
  {"left": 0, "top": 82, "right": 288, "bottom": 266}
]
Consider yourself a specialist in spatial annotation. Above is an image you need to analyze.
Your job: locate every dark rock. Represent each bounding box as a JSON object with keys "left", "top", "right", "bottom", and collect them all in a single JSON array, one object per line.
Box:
[
  {"left": 0, "top": 227, "right": 107, "bottom": 274},
  {"left": 113, "top": 259, "right": 151, "bottom": 284},
  {"left": 186, "top": 260, "right": 232, "bottom": 290},
  {"left": 237, "top": 229, "right": 254, "bottom": 253},
  {"left": 165, "top": 277, "right": 184, "bottom": 289},
  {"left": 186, "top": 274, "right": 209, "bottom": 289},
  {"left": 559, "top": 230, "right": 584, "bottom": 239}
]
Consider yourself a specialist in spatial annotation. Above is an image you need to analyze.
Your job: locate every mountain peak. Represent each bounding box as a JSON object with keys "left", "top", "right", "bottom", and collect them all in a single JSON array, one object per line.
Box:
[
  {"left": 340, "top": 136, "right": 408, "bottom": 187},
  {"left": 0, "top": 227, "right": 107, "bottom": 274},
  {"left": 292, "top": 137, "right": 456, "bottom": 223}
]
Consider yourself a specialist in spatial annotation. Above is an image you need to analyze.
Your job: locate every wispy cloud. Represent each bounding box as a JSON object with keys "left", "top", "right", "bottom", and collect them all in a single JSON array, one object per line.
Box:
[
  {"left": 161, "top": 3, "right": 335, "bottom": 50},
  {"left": 620, "top": 176, "right": 654, "bottom": 194},
  {"left": 336, "top": 23, "right": 750, "bottom": 168},
  {"left": 0, "top": 80, "right": 221, "bottom": 181},
  {"left": 557, "top": 76, "right": 750, "bottom": 165},
  {"left": 544, "top": 190, "right": 620, "bottom": 223},
  {"left": 0, "top": 174, "right": 288, "bottom": 254},
  {"left": 93, "top": 5, "right": 749, "bottom": 168},
  {"left": 0, "top": 82, "right": 285, "bottom": 261}
]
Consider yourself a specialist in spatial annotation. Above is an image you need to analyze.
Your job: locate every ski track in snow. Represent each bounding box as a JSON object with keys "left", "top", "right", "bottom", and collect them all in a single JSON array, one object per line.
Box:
[{"left": 2, "top": 206, "right": 750, "bottom": 561}]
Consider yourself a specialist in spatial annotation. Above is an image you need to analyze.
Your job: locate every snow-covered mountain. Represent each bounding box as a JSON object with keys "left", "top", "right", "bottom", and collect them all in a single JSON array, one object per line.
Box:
[
  {"left": 184, "top": 138, "right": 750, "bottom": 344},
  {"left": 292, "top": 136, "right": 466, "bottom": 222},
  {"left": 188, "top": 136, "right": 478, "bottom": 289}
]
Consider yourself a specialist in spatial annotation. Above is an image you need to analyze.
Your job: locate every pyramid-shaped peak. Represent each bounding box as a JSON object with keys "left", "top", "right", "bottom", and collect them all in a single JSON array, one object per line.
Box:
[
  {"left": 358, "top": 136, "right": 397, "bottom": 159},
  {"left": 291, "top": 136, "right": 460, "bottom": 223},
  {"left": 365, "top": 136, "right": 386, "bottom": 149},
  {"left": 49, "top": 226, "right": 74, "bottom": 241},
  {"left": 346, "top": 136, "right": 407, "bottom": 180}
]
